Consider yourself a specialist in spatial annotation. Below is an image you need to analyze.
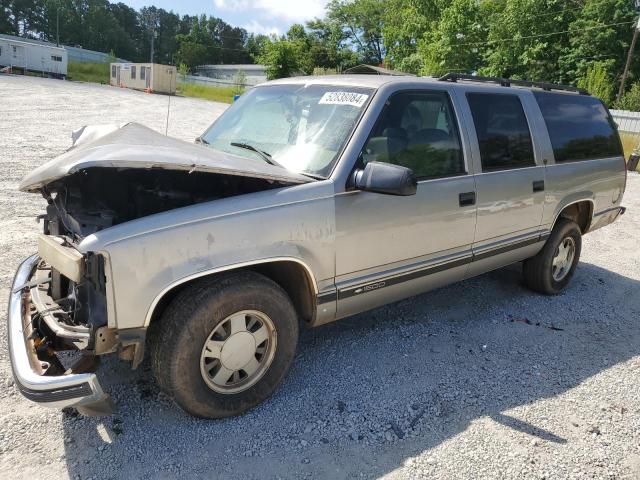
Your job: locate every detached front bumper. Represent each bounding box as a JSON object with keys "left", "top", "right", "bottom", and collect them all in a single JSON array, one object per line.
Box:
[{"left": 7, "top": 255, "right": 111, "bottom": 414}]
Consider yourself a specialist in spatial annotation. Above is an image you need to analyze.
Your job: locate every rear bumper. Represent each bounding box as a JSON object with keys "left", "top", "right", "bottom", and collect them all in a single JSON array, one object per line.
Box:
[{"left": 7, "top": 255, "right": 111, "bottom": 413}]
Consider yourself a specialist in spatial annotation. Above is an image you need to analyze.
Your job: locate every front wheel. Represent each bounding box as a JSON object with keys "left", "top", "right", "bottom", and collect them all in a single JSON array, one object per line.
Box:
[
  {"left": 150, "top": 271, "right": 299, "bottom": 418},
  {"left": 523, "top": 218, "right": 582, "bottom": 295}
]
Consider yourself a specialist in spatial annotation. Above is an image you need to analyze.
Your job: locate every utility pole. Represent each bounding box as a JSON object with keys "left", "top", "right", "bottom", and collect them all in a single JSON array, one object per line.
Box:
[
  {"left": 618, "top": 2, "right": 640, "bottom": 101},
  {"left": 143, "top": 10, "right": 159, "bottom": 64},
  {"left": 56, "top": 6, "right": 60, "bottom": 47},
  {"left": 150, "top": 29, "right": 155, "bottom": 63}
]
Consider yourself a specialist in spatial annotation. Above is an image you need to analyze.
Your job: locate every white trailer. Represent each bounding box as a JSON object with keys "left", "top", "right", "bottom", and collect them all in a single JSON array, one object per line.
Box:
[
  {"left": 110, "top": 63, "right": 177, "bottom": 94},
  {"left": 0, "top": 37, "right": 67, "bottom": 78}
]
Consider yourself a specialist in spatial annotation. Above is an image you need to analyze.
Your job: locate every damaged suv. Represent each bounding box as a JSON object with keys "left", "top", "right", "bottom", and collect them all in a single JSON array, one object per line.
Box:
[{"left": 8, "top": 75, "right": 626, "bottom": 418}]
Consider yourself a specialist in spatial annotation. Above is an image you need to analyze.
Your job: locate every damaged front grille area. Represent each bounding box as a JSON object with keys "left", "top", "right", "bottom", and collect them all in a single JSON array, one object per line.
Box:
[
  {"left": 9, "top": 256, "right": 111, "bottom": 414},
  {"left": 26, "top": 259, "right": 105, "bottom": 376},
  {"left": 25, "top": 233, "right": 112, "bottom": 381}
]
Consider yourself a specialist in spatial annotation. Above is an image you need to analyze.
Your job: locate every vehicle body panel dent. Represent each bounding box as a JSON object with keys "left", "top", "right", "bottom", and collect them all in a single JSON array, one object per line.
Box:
[{"left": 19, "top": 122, "right": 311, "bottom": 192}]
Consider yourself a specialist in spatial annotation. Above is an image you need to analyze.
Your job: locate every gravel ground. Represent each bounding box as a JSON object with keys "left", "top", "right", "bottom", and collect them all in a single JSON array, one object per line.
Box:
[{"left": 1, "top": 75, "right": 639, "bottom": 480}]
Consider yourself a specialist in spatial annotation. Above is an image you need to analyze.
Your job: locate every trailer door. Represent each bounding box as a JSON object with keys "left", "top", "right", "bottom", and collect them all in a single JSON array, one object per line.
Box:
[{"left": 11, "top": 44, "right": 26, "bottom": 69}]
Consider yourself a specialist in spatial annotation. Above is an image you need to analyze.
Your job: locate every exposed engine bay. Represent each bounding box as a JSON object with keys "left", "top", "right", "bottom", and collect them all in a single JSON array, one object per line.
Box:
[{"left": 43, "top": 167, "right": 286, "bottom": 240}]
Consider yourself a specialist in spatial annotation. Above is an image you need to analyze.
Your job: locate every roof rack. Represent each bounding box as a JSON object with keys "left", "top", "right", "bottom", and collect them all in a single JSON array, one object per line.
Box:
[{"left": 438, "top": 73, "right": 590, "bottom": 95}]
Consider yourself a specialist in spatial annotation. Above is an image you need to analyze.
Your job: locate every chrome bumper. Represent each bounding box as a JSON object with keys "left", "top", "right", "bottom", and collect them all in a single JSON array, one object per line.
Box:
[{"left": 8, "top": 255, "right": 111, "bottom": 414}]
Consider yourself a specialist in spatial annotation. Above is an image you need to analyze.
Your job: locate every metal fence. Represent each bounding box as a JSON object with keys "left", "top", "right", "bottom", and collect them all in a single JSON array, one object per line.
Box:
[
  {"left": 611, "top": 109, "right": 640, "bottom": 134},
  {"left": 65, "top": 46, "right": 128, "bottom": 64},
  {"left": 611, "top": 110, "right": 640, "bottom": 164},
  {"left": 178, "top": 74, "right": 255, "bottom": 89}
]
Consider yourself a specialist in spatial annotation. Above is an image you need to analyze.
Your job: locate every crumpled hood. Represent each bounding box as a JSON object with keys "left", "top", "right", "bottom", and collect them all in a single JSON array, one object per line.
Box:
[{"left": 19, "top": 122, "right": 311, "bottom": 192}]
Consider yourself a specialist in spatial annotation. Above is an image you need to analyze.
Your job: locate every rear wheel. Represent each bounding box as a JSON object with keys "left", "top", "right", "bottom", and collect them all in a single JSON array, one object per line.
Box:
[
  {"left": 523, "top": 218, "right": 582, "bottom": 295},
  {"left": 150, "top": 271, "right": 299, "bottom": 418}
]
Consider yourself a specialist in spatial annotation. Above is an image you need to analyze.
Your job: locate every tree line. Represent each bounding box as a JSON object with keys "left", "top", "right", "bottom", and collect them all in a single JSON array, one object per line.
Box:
[
  {"left": 1, "top": 0, "right": 259, "bottom": 66},
  {"left": 3, "top": 0, "right": 640, "bottom": 106},
  {"left": 260, "top": 0, "right": 640, "bottom": 106}
]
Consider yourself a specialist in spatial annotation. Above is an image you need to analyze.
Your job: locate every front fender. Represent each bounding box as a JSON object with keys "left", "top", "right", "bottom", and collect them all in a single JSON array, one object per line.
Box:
[{"left": 79, "top": 181, "right": 336, "bottom": 330}]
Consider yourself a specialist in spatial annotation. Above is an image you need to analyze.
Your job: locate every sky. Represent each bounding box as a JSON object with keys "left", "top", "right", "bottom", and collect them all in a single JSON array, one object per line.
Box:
[{"left": 120, "top": 0, "right": 330, "bottom": 36}]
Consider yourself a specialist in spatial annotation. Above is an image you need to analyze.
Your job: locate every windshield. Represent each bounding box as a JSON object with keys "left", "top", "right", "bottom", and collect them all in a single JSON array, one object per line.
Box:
[{"left": 200, "top": 84, "right": 374, "bottom": 178}]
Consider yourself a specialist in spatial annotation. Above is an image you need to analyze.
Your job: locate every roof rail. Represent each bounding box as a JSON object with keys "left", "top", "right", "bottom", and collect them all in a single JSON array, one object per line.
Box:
[{"left": 438, "top": 73, "right": 590, "bottom": 95}]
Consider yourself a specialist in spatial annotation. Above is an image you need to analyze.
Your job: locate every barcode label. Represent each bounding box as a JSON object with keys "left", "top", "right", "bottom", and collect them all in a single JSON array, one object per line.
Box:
[{"left": 319, "top": 91, "right": 369, "bottom": 107}]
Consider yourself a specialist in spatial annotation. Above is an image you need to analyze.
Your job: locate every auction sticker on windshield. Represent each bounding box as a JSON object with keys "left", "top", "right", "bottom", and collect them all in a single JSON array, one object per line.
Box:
[{"left": 319, "top": 91, "right": 369, "bottom": 108}]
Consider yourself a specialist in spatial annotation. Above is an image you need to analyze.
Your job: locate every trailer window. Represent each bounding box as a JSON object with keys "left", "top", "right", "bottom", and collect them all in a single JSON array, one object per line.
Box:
[
  {"left": 51, "top": 55, "right": 62, "bottom": 62},
  {"left": 141, "top": 67, "right": 146, "bottom": 80},
  {"left": 111, "top": 65, "right": 116, "bottom": 78},
  {"left": 131, "top": 66, "right": 136, "bottom": 79}
]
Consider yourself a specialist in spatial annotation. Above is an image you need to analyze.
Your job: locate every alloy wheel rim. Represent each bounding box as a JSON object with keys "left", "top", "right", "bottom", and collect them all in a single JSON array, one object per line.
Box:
[
  {"left": 552, "top": 236, "right": 576, "bottom": 282},
  {"left": 200, "top": 310, "right": 277, "bottom": 394}
]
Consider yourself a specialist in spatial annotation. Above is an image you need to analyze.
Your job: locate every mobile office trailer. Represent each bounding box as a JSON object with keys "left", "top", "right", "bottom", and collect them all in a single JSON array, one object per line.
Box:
[
  {"left": 110, "top": 63, "right": 177, "bottom": 94},
  {"left": 0, "top": 37, "right": 67, "bottom": 78}
]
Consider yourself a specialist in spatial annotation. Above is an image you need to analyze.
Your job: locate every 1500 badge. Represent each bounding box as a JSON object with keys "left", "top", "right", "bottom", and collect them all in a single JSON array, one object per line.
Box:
[{"left": 354, "top": 281, "right": 386, "bottom": 294}]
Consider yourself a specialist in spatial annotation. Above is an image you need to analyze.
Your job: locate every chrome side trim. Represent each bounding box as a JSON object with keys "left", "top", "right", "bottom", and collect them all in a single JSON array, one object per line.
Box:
[
  {"left": 8, "top": 255, "right": 108, "bottom": 410},
  {"left": 336, "top": 233, "right": 548, "bottom": 300},
  {"left": 143, "top": 257, "right": 319, "bottom": 327},
  {"left": 593, "top": 206, "right": 625, "bottom": 217},
  {"left": 317, "top": 290, "right": 338, "bottom": 305},
  {"left": 338, "top": 254, "right": 471, "bottom": 300}
]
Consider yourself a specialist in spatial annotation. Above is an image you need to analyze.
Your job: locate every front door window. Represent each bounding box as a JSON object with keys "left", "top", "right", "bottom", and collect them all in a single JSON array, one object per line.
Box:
[{"left": 361, "top": 91, "right": 465, "bottom": 179}]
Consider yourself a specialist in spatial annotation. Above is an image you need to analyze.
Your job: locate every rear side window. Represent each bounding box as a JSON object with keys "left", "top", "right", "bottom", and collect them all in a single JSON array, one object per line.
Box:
[
  {"left": 533, "top": 92, "right": 622, "bottom": 162},
  {"left": 467, "top": 93, "right": 535, "bottom": 171}
]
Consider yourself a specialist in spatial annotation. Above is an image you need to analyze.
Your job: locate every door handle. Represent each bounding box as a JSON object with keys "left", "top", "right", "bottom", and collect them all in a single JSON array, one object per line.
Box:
[
  {"left": 459, "top": 191, "right": 476, "bottom": 207},
  {"left": 533, "top": 180, "right": 545, "bottom": 192}
]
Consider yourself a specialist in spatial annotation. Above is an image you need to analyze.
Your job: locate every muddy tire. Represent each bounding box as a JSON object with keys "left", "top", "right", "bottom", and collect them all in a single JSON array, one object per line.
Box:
[
  {"left": 523, "top": 219, "right": 582, "bottom": 295},
  {"left": 150, "top": 271, "right": 299, "bottom": 418}
]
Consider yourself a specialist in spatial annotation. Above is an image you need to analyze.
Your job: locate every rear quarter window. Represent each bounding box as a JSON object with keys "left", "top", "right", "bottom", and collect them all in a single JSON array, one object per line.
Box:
[{"left": 533, "top": 92, "right": 622, "bottom": 162}]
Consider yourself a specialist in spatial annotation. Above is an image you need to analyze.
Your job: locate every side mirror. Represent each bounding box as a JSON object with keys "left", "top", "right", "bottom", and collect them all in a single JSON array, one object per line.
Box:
[{"left": 353, "top": 161, "right": 417, "bottom": 196}]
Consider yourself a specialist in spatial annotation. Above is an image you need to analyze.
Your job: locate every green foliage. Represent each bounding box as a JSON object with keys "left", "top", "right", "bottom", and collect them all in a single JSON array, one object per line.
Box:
[
  {"left": 560, "top": 0, "right": 637, "bottom": 86},
  {"left": 259, "top": 38, "right": 301, "bottom": 80},
  {"left": 177, "top": 63, "right": 189, "bottom": 81},
  {"left": 4, "top": 0, "right": 640, "bottom": 90},
  {"left": 232, "top": 70, "right": 247, "bottom": 95},
  {"left": 382, "top": 0, "right": 444, "bottom": 69},
  {"left": 397, "top": 53, "right": 424, "bottom": 75},
  {"left": 479, "top": 0, "right": 574, "bottom": 81},
  {"left": 577, "top": 62, "right": 615, "bottom": 104},
  {"left": 246, "top": 33, "right": 271, "bottom": 61},
  {"left": 176, "top": 83, "right": 236, "bottom": 104},
  {"left": 418, "top": 0, "right": 486, "bottom": 77},
  {"left": 326, "top": 0, "right": 385, "bottom": 65},
  {"left": 67, "top": 61, "right": 110, "bottom": 83},
  {"left": 175, "top": 41, "right": 209, "bottom": 70},
  {"left": 615, "top": 82, "right": 640, "bottom": 111},
  {"left": 2, "top": 1, "right": 255, "bottom": 66}
]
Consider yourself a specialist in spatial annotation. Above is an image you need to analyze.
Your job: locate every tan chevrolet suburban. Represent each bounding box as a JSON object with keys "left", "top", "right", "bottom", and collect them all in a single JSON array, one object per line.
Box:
[{"left": 8, "top": 74, "right": 627, "bottom": 418}]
